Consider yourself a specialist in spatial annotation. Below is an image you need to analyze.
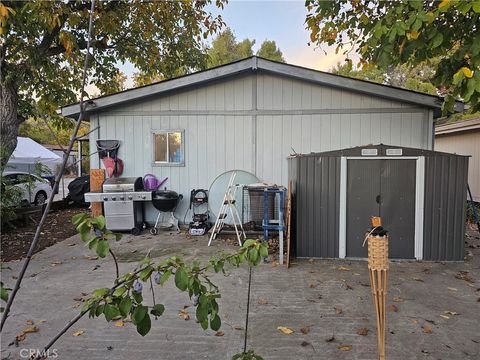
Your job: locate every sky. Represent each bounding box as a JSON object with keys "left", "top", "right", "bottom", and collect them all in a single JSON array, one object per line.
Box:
[{"left": 116, "top": 0, "right": 354, "bottom": 90}]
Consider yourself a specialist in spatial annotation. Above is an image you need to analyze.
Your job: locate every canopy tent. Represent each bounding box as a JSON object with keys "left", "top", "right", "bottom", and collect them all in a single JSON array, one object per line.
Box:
[{"left": 6, "top": 137, "right": 62, "bottom": 175}]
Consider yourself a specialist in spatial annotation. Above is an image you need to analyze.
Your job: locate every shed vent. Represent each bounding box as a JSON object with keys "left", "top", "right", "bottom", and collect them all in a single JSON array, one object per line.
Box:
[
  {"left": 386, "top": 148, "right": 403, "bottom": 156},
  {"left": 361, "top": 149, "right": 378, "bottom": 156}
]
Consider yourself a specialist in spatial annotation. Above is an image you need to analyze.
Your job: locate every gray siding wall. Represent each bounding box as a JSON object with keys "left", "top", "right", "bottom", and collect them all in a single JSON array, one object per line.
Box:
[
  {"left": 423, "top": 155, "right": 468, "bottom": 261},
  {"left": 255, "top": 74, "right": 432, "bottom": 186},
  {"left": 288, "top": 156, "right": 340, "bottom": 258},
  {"left": 90, "top": 72, "right": 433, "bottom": 223}
]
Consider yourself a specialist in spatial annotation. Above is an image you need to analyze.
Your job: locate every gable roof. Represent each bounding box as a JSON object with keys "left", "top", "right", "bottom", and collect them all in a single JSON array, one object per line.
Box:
[{"left": 61, "top": 56, "right": 463, "bottom": 118}]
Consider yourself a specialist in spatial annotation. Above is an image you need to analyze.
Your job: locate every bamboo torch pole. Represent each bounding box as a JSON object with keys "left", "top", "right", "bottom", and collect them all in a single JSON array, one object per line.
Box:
[{"left": 364, "top": 216, "right": 389, "bottom": 360}]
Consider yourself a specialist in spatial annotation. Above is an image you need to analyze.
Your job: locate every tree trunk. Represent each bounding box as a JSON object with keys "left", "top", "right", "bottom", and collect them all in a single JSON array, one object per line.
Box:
[{"left": 0, "top": 80, "right": 20, "bottom": 171}]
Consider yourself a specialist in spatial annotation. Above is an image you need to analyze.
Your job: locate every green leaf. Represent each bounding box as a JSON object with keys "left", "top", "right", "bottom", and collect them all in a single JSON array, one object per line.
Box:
[
  {"left": 150, "top": 304, "right": 165, "bottom": 317},
  {"left": 136, "top": 313, "right": 151, "bottom": 336},
  {"left": 112, "top": 286, "right": 127, "bottom": 298},
  {"left": 0, "top": 284, "right": 8, "bottom": 302},
  {"left": 95, "top": 304, "right": 104, "bottom": 317},
  {"left": 159, "top": 270, "right": 171, "bottom": 285},
  {"left": 196, "top": 303, "right": 208, "bottom": 323},
  {"left": 452, "top": 69, "right": 465, "bottom": 85},
  {"left": 139, "top": 267, "right": 153, "bottom": 282},
  {"left": 259, "top": 244, "right": 269, "bottom": 258},
  {"left": 92, "top": 288, "right": 110, "bottom": 298},
  {"left": 431, "top": 32, "right": 443, "bottom": 48},
  {"left": 210, "top": 314, "right": 221, "bottom": 331},
  {"left": 242, "top": 239, "right": 257, "bottom": 248},
  {"left": 133, "top": 305, "right": 148, "bottom": 324},
  {"left": 200, "top": 319, "right": 209, "bottom": 330},
  {"left": 72, "top": 213, "right": 88, "bottom": 226},
  {"left": 115, "top": 233, "right": 122, "bottom": 241},
  {"left": 119, "top": 297, "right": 132, "bottom": 317},
  {"left": 174, "top": 267, "right": 188, "bottom": 291},
  {"left": 132, "top": 291, "right": 143, "bottom": 304},
  {"left": 104, "top": 304, "right": 120, "bottom": 321},
  {"left": 96, "top": 239, "right": 110, "bottom": 258},
  {"left": 248, "top": 248, "right": 259, "bottom": 264},
  {"left": 87, "top": 237, "right": 98, "bottom": 250},
  {"left": 91, "top": 216, "right": 106, "bottom": 230}
]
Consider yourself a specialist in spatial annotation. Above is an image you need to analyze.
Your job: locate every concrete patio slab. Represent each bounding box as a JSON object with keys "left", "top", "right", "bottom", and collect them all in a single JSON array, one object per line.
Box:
[{"left": 1, "top": 227, "right": 479, "bottom": 360}]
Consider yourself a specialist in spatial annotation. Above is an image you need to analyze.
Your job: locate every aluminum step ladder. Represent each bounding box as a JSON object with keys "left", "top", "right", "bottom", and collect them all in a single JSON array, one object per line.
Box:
[{"left": 208, "top": 171, "right": 246, "bottom": 246}]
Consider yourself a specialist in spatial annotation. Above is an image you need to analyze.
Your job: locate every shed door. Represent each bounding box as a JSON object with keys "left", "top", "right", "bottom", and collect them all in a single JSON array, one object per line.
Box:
[{"left": 346, "top": 159, "right": 416, "bottom": 258}]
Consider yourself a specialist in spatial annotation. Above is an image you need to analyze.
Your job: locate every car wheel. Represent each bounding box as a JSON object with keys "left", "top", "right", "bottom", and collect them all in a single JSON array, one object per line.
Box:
[{"left": 34, "top": 191, "right": 47, "bottom": 205}]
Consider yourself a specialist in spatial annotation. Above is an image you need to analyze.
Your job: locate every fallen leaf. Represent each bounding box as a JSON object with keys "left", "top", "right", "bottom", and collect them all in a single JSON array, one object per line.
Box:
[
  {"left": 440, "top": 315, "right": 450, "bottom": 320},
  {"left": 413, "top": 277, "right": 424, "bottom": 282},
  {"left": 233, "top": 326, "right": 243, "bottom": 330},
  {"left": 178, "top": 309, "right": 190, "bottom": 320},
  {"left": 444, "top": 311, "right": 459, "bottom": 316},
  {"left": 338, "top": 266, "right": 350, "bottom": 271},
  {"left": 356, "top": 327, "right": 369, "bottom": 336},
  {"left": 68, "top": 243, "right": 76, "bottom": 246},
  {"left": 301, "top": 341, "right": 310, "bottom": 347},
  {"left": 257, "top": 298, "right": 269, "bottom": 305},
  {"left": 25, "top": 320, "right": 34, "bottom": 325},
  {"left": 334, "top": 306, "right": 343, "bottom": 315},
  {"left": 422, "top": 325, "right": 433, "bottom": 334},
  {"left": 388, "top": 304, "right": 399, "bottom": 312},
  {"left": 338, "top": 345, "right": 352, "bottom": 351},
  {"left": 345, "top": 284, "right": 353, "bottom": 290},
  {"left": 215, "top": 331, "right": 224, "bottom": 337},
  {"left": 309, "top": 283, "right": 316, "bottom": 288},
  {"left": 50, "top": 261, "right": 62, "bottom": 267},
  {"left": 15, "top": 333, "right": 26, "bottom": 342},
  {"left": 277, "top": 326, "right": 294, "bottom": 334},
  {"left": 455, "top": 271, "right": 474, "bottom": 283},
  {"left": 326, "top": 335, "right": 335, "bottom": 342},
  {"left": 22, "top": 326, "right": 39, "bottom": 334},
  {"left": 411, "top": 319, "right": 418, "bottom": 325},
  {"left": 392, "top": 296, "right": 404, "bottom": 302},
  {"left": 447, "top": 287, "right": 457, "bottom": 291},
  {"left": 300, "top": 326, "right": 310, "bottom": 334},
  {"left": 352, "top": 272, "right": 361, "bottom": 276},
  {"left": 114, "top": 320, "right": 124, "bottom": 327},
  {"left": 30, "top": 273, "right": 38, "bottom": 278},
  {"left": 72, "top": 330, "right": 85, "bottom": 337},
  {"left": 84, "top": 255, "right": 99, "bottom": 260},
  {"left": 38, "top": 320, "right": 47, "bottom": 324}
]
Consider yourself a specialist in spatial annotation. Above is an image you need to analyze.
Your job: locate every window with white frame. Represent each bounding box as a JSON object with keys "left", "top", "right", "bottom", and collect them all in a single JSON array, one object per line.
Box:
[{"left": 153, "top": 130, "right": 184, "bottom": 165}]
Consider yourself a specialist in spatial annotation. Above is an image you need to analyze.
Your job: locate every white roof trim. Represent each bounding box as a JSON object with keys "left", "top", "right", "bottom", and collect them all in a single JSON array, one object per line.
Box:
[{"left": 61, "top": 56, "right": 462, "bottom": 118}]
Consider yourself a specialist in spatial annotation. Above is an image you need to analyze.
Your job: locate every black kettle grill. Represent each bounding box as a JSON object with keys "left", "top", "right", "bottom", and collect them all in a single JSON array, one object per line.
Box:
[{"left": 150, "top": 189, "right": 182, "bottom": 234}]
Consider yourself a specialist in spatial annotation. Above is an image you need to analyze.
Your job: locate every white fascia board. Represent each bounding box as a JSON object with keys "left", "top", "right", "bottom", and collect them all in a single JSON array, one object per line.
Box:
[{"left": 61, "top": 58, "right": 256, "bottom": 118}]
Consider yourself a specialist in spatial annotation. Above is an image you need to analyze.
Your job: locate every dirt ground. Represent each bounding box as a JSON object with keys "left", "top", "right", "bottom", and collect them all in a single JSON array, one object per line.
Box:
[{"left": 0, "top": 207, "right": 85, "bottom": 262}]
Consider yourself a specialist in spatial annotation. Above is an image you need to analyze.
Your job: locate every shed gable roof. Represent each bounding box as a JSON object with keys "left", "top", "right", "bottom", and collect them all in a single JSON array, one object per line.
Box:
[{"left": 61, "top": 56, "right": 463, "bottom": 118}]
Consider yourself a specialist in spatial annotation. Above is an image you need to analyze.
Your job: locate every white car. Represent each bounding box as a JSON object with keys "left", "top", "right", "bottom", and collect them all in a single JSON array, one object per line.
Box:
[{"left": 2, "top": 171, "right": 53, "bottom": 206}]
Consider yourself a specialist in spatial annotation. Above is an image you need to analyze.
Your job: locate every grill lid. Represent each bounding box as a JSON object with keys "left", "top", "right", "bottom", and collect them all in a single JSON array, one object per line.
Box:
[{"left": 102, "top": 177, "right": 143, "bottom": 192}]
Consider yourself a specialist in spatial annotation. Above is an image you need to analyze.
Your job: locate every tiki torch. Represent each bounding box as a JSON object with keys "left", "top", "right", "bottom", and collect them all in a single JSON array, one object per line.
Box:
[{"left": 364, "top": 216, "right": 389, "bottom": 360}]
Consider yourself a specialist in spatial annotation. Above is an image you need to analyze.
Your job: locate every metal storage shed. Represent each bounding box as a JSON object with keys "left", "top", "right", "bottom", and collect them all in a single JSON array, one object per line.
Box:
[{"left": 288, "top": 144, "right": 469, "bottom": 261}]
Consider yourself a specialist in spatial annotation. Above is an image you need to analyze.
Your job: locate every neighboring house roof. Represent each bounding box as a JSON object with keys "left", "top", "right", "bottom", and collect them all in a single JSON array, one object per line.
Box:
[
  {"left": 61, "top": 56, "right": 463, "bottom": 118},
  {"left": 435, "top": 118, "right": 480, "bottom": 135}
]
